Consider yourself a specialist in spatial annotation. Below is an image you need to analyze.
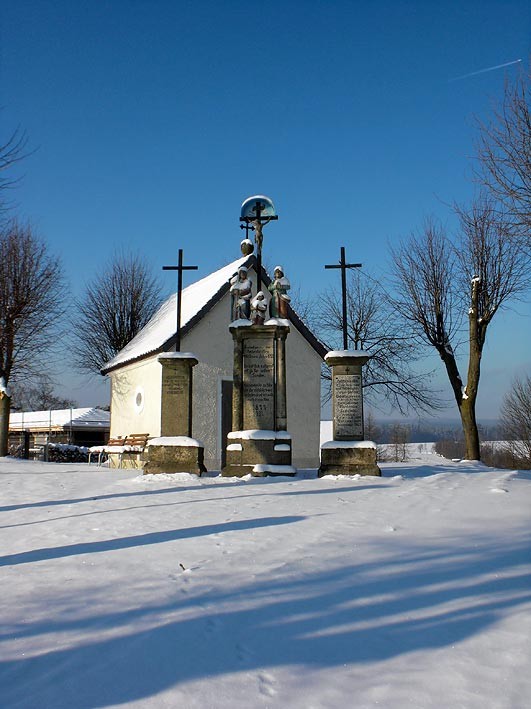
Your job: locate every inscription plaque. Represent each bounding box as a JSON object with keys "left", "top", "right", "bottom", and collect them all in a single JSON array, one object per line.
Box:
[
  {"left": 243, "top": 338, "right": 275, "bottom": 429},
  {"left": 334, "top": 373, "right": 363, "bottom": 439},
  {"left": 162, "top": 370, "right": 188, "bottom": 397}
]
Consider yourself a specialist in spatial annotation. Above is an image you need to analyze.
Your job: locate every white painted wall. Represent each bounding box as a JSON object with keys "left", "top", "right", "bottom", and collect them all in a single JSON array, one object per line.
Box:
[
  {"left": 108, "top": 266, "right": 322, "bottom": 470},
  {"left": 184, "top": 289, "right": 234, "bottom": 469},
  {"left": 285, "top": 326, "right": 322, "bottom": 469},
  {"left": 110, "top": 357, "right": 162, "bottom": 438}
]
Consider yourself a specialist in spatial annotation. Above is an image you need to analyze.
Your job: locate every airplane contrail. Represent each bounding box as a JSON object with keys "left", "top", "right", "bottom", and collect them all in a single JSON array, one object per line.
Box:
[{"left": 449, "top": 58, "right": 522, "bottom": 82}]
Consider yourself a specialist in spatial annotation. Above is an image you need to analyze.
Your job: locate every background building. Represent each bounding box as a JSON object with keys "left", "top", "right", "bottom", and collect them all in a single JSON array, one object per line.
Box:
[{"left": 9, "top": 407, "right": 110, "bottom": 456}]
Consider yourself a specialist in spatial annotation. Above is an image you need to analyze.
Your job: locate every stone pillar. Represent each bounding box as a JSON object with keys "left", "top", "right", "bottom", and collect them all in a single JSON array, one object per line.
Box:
[
  {"left": 319, "top": 351, "right": 380, "bottom": 477},
  {"left": 330, "top": 352, "right": 368, "bottom": 441},
  {"left": 143, "top": 352, "right": 206, "bottom": 475},
  {"left": 158, "top": 353, "right": 197, "bottom": 437},
  {"left": 223, "top": 323, "right": 294, "bottom": 477}
]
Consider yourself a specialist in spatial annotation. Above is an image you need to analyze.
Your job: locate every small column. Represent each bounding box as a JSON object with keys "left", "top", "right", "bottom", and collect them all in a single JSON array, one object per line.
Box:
[
  {"left": 319, "top": 351, "right": 380, "bottom": 476},
  {"left": 275, "top": 328, "right": 288, "bottom": 431},
  {"left": 232, "top": 335, "right": 244, "bottom": 432},
  {"left": 143, "top": 352, "right": 206, "bottom": 475}
]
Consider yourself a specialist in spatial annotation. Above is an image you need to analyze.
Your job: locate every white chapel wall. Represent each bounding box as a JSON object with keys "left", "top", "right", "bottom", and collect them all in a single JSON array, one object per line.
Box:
[
  {"left": 285, "top": 328, "right": 322, "bottom": 469},
  {"left": 109, "top": 356, "right": 162, "bottom": 438},
  {"left": 182, "top": 289, "right": 234, "bottom": 470}
]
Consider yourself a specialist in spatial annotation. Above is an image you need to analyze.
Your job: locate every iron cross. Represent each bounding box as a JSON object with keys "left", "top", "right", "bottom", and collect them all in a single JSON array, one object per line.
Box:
[
  {"left": 240, "top": 221, "right": 253, "bottom": 238},
  {"left": 162, "top": 249, "right": 198, "bottom": 351},
  {"left": 240, "top": 201, "right": 278, "bottom": 295},
  {"left": 324, "top": 246, "right": 362, "bottom": 350}
]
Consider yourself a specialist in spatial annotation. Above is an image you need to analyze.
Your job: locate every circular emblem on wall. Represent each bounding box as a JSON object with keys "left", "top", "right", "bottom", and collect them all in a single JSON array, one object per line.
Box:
[{"left": 134, "top": 386, "right": 144, "bottom": 413}]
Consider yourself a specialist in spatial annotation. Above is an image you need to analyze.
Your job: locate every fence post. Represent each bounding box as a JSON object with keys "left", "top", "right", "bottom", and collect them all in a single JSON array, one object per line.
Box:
[{"left": 23, "top": 430, "right": 30, "bottom": 459}]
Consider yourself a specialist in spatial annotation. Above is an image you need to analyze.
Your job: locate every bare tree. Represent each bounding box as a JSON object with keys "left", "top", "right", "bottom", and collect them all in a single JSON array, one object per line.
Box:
[
  {"left": 0, "top": 221, "right": 65, "bottom": 454},
  {"left": 10, "top": 374, "right": 77, "bottom": 412},
  {"left": 1, "top": 126, "right": 29, "bottom": 214},
  {"left": 364, "top": 409, "right": 381, "bottom": 442},
  {"left": 317, "top": 269, "right": 439, "bottom": 413},
  {"left": 72, "top": 251, "right": 163, "bottom": 374},
  {"left": 476, "top": 67, "right": 531, "bottom": 242},
  {"left": 389, "top": 422, "right": 410, "bottom": 462},
  {"left": 500, "top": 375, "right": 531, "bottom": 467},
  {"left": 392, "top": 199, "right": 530, "bottom": 460}
]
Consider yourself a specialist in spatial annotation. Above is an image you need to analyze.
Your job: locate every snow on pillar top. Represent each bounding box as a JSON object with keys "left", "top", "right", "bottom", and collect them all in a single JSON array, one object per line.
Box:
[
  {"left": 325, "top": 350, "right": 371, "bottom": 367},
  {"left": 157, "top": 352, "right": 198, "bottom": 366}
]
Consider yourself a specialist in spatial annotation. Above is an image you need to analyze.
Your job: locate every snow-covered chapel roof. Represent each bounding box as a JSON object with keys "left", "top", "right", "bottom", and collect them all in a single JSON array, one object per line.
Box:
[
  {"left": 101, "top": 254, "right": 326, "bottom": 374},
  {"left": 102, "top": 255, "right": 251, "bottom": 373}
]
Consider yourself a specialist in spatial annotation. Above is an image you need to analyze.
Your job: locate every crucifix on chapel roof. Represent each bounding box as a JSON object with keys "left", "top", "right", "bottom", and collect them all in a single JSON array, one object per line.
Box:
[{"left": 239, "top": 195, "right": 278, "bottom": 295}]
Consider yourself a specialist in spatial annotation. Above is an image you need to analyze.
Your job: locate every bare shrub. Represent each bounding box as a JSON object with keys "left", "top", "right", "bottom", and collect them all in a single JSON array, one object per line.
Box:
[
  {"left": 435, "top": 439, "right": 465, "bottom": 460},
  {"left": 317, "top": 269, "right": 439, "bottom": 413},
  {"left": 499, "top": 375, "right": 531, "bottom": 468}
]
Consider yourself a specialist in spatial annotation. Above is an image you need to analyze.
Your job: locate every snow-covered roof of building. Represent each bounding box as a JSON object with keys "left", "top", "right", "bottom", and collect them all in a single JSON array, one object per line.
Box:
[
  {"left": 9, "top": 408, "right": 110, "bottom": 431},
  {"left": 101, "top": 254, "right": 327, "bottom": 374},
  {"left": 102, "top": 254, "right": 252, "bottom": 373}
]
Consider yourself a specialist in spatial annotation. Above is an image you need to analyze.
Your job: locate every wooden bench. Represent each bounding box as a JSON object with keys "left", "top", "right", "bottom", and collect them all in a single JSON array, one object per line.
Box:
[
  {"left": 125, "top": 433, "right": 150, "bottom": 450},
  {"left": 89, "top": 434, "right": 150, "bottom": 468},
  {"left": 120, "top": 433, "right": 151, "bottom": 469},
  {"left": 88, "top": 437, "right": 126, "bottom": 466}
]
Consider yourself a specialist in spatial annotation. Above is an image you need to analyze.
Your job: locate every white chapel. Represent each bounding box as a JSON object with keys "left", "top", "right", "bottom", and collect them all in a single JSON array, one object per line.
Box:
[{"left": 101, "top": 254, "right": 326, "bottom": 470}]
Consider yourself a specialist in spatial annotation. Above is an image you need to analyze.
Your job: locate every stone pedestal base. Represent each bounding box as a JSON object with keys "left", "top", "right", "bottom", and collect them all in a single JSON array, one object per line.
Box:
[
  {"left": 143, "top": 437, "right": 206, "bottom": 475},
  {"left": 222, "top": 430, "right": 296, "bottom": 477},
  {"left": 319, "top": 441, "right": 381, "bottom": 477}
]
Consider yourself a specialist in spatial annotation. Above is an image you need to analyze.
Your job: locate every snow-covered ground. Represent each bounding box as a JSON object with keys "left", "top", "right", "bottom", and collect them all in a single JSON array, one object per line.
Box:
[{"left": 1, "top": 448, "right": 530, "bottom": 709}]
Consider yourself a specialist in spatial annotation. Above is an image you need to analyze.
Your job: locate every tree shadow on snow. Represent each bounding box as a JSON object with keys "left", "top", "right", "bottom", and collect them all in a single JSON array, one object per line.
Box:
[
  {"left": 0, "top": 472, "right": 391, "bottom": 514},
  {"left": 0, "top": 515, "right": 304, "bottom": 567},
  {"left": 1, "top": 530, "right": 530, "bottom": 708},
  {"left": 0, "top": 479, "right": 281, "bottom": 513},
  {"left": 381, "top": 462, "right": 489, "bottom": 479}
]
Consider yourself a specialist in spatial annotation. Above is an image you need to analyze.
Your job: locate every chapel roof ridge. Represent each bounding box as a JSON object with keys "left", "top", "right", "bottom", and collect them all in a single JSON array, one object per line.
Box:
[
  {"left": 101, "top": 253, "right": 253, "bottom": 373},
  {"left": 101, "top": 253, "right": 326, "bottom": 374}
]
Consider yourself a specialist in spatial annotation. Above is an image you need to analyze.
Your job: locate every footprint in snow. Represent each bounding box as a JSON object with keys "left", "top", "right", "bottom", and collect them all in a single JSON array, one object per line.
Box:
[
  {"left": 490, "top": 487, "right": 508, "bottom": 494},
  {"left": 258, "top": 671, "right": 277, "bottom": 697},
  {"left": 236, "top": 642, "right": 255, "bottom": 663},
  {"left": 205, "top": 616, "right": 222, "bottom": 634}
]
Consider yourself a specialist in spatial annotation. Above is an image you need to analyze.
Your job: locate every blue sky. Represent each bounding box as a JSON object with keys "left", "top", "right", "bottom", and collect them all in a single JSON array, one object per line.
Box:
[{"left": 1, "top": 0, "right": 530, "bottom": 418}]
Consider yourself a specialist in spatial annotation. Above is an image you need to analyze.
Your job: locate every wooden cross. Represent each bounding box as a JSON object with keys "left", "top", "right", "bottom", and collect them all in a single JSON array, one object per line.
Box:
[
  {"left": 162, "top": 249, "right": 198, "bottom": 351},
  {"left": 324, "top": 246, "right": 362, "bottom": 350}
]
